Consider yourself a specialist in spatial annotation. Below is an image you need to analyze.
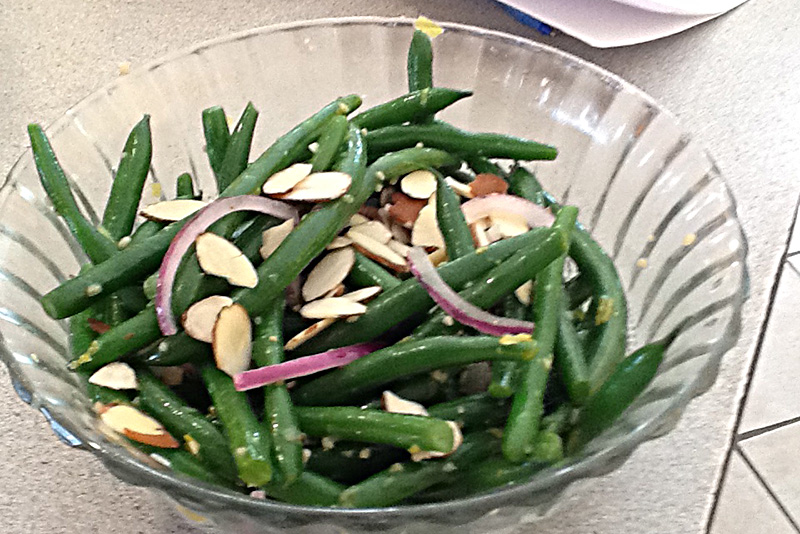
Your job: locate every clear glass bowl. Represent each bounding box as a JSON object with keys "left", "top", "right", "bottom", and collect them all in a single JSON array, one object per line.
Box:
[{"left": 0, "top": 16, "right": 747, "bottom": 534}]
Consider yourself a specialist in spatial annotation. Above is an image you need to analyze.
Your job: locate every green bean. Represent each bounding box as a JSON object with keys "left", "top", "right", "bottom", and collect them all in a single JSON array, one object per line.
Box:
[
  {"left": 101, "top": 115, "right": 153, "bottom": 240},
  {"left": 466, "top": 156, "right": 506, "bottom": 177},
  {"left": 253, "top": 300, "right": 304, "bottom": 484},
  {"left": 565, "top": 273, "right": 594, "bottom": 309},
  {"left": 555, "top": 305, "right": 590, "bottom": 405},
  {"left": 304, "top": 442, "right": 408, "bottom": 485},
  {"left": 28, "top": 124, "right": 118, "bottom": 264},
  {"left": 295, "top": 406, "right": 457, "bottom": 454},
  {"left": 346, "top": 252, "right": 401, "bottom": 291},
  {"left": 407, "top": 29, "right": 434, "bottom": 93},
  {"left": 293, "top": 336, "right": 537, "bottom": 406},
  {"left": 351, "top": 88, "right": 472, "bottom": 131},
  {"left": 129, "top": 220, "right": 163, "bottom": 246},
  {"left": 310, "top": 115, "right": 348, "bottom": 173},
  {"left": 367, "top": 146, "right": 460, "bottom": 186},
  {"left": 541, "top": 405, "right": 573, "bottom": 436},
  {"left": 147, "top": 447, "right": 234, "bottom": 488},
  {"left": 137, "top": 372, "right": 236, "bottom": 480},
  {"left": 434, "top": 170, "right": 474, "bottom": 260},
  {"left": 261, "top": 472, "right": 345, "bottom": 506},
  {"left": 296, "top": 228, "right": 552, "bottom": 356},
  {"left": 216, "top": 102, "right": 259, "bottom": 192},
  {"left": 503, "top": 206, "right": 577, "bottom": 463},
  {"left": 42, "top": 96, "right": 361, "bottom": 319},
  {"left": 175, "top": 172, "right": 197, "bottom": 199},
  {"left": 202, "top": 105, "right": 230, "bottom": 177},
  {"left": 202, "top": 366, "right": 274, "bottom": 486},
  {"left": 427, "top": 393, "right": 509, "bottom": 432},
  {"left": 507, "top": 164, "right": 546, "bottom": 206},
  {"left": 339, "top": 432, "right": 500, "bottom": 508},
  {"left": 411, "top": 227, "right": 567, "bottom": 338},
  {"left": 567, "top": 343, "right": 664, "bottom": 452},
  {"left": 365, "top": 122, "right": 557, "bottom": 161},
  {"left": 68, "top": 308, "right": 159, "bottom": 371},
  {"left": 143, "top": 331, "right": 210, "bottom": 367},
  {"left": 488, "top": 295, "right": 527, "bottom": 398},
  {"left": 390, "top": 374, "right": 450, "bottom": 404}
]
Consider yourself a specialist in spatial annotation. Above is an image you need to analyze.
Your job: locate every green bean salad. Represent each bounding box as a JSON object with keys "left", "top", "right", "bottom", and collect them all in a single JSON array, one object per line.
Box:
[{"left": 31, "top": 18, "right": 664, "bottom": 507}]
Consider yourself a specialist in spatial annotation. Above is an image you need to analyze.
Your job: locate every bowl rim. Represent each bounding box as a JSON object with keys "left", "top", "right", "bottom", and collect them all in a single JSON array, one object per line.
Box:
[{"left": 1, "top": 15, "right": 749, "bottom": 521}]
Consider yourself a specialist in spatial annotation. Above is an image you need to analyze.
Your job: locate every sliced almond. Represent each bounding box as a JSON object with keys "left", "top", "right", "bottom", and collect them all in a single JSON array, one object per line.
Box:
[
  {"left": 381, "top": 391, "right": 429, "bottom": 417},
  {"left": 347, "top": 229, "right": 408, "bottom": 272},
  {"left": 326, "top": 236, "right": 353, "bottom": 250},
  {"left": 411, "top": 422, "right": 463, "bottom": 462},
  {"left": 100, "top": 404, "right": 178, "bottom": 448},
  {"left": 390, "top": 222, "right": 411, "bottom": 245},
  {"left": 299, "top": 297, "right": 367, "bottom": 319},
  {"left": 88, "top": 362, "right": 138, "bottom": 390},
  {"left": 445, "top": 177, "right": 474, "bottom": 198},
  {"left": 182, "top": 295, "right": 234, "bottom": 343},
  {"left": 140, "top": 199, "right": 207, "bottom": 222},
  {"left": 489, "top": 211, "right": 529, "bottom": 238},
  {"left": 514, "top": 280, "right": 533, "bottom": 306},
  {"left": 411, "top": 204, "right": 445, "bottom": 249},
  {"left": 485, "top": 224, "right": 506, "bottom": 243},
  {"left": 276, "top": 172, "right": 351, "bottom": 202},
  {"left": 349, "top": 213, "right": 370, "bottom": 227},
  {"left": 428, "top": 247, "right": 448, "bottom": 267},
  {"left": 324, "top": 284, "right": 346, "bottom": 298},
  {"left": 151, "top": 366, "right": 185, "bottom": 386},
  {"left": 388, "top": 192, "right": 427, "bottom": 228},
  {"left": 196, "top": 233, "right": 258, "bottom": 288},
  {"left": 342, "top": 286, "right": 382, "bottom": 303},
  {"left": 284, "top": 318, "right": 336, "bottom": 351},
  {"left": 400, "top": 170, "right": 437, "bottom": 199},
  {"left": 261, "top": 163, "right": 312, "bottom": 195},
  {"left": 469, "top": 173, "right": 508, "bottom": 197},
  {"left": 387, "top": 239, "right": 411, "bottom": 259},
  {"left": 348, "top": 220, "right": 393, "bottom": 244},
  {"left": 471, "top": 219, "right": 491, "bottom": 248},
  {"left": 302, "top": 247, "right": 356, "bottom": 302},
  {"left": 261, "top": 219, "right": 295, "bottom": 260},
  {"left": 212, "top": 303, "right": 252, "bottom": 377}
]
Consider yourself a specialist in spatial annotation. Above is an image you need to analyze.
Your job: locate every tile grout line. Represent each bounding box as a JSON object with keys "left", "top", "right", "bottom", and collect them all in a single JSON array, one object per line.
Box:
[
  {"left": 738, "top": 414, "right": 800, "bottom": 442},
  {"left": 737, "top": 446, "right": 800, "bottom": 533},
  {"left": 704, "top": 190, "right": 800, "bottom": 533}
]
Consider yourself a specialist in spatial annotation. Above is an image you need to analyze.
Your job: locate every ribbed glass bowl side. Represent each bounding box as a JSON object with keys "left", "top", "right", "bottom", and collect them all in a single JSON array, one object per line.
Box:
[{"left": 0, "top": 17, "right": 747, "bottom": 534}]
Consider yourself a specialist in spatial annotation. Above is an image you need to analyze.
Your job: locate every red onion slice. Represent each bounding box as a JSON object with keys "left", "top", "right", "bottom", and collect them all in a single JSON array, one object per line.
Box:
[
  {"left": 407, "top": 247, "right": 534, "bottom": 336},
  {"left": 232, "top": 342, "right": 383, "bottom": 391},
  {"left": 156, "top": 195, "right": 298, "bottom": 336},
  {"left": 461, "top": 194, "right": 555, "bottom": 228}
]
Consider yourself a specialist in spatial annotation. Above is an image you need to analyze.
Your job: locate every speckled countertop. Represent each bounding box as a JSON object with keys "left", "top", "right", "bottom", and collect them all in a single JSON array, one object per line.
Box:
[{"left": 1, "top": 1, "right": 798, "bottom": 533}]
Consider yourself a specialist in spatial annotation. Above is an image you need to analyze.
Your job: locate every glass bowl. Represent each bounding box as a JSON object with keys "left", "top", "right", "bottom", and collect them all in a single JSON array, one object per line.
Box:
[{"left": 0, "top": 16, "right": 747, "bottom": 534}]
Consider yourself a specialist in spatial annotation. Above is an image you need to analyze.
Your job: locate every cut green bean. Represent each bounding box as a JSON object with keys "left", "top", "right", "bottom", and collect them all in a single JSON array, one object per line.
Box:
[
  {"left": 565, "top": 273, "right": 594, "bottom": 309},
  {"left": 202, "top": 366, "right": 274, "bottom": 486},
  {"left": 216, "top": 102, "right": 259, "bottom": 192},
  {"left": 351, "top": 88, "right": 472, "bottom": 130},
  {"left": 427, "top": 393, "right": 509, "bottom": 432},
  {"left": 310, "top": 115, "right": 348, "bottom": 173},
  {"left": 304, "top": 442, "right": 408, "bottom": 485},
  {"left": 365, "top": 122, "right": 558, "bottom": 162},
  {"left": 261, "top": 472, "right": 345, "bottom": 506},
  {"left": 202, "top": 105, "right": 230, "bottom": 177},
  {"left": 488, "top": 295, "right": 527, "bottom": 398},
  {"left": 434, "top": 170, "right": 474, "bottom": 260},
  {"left": 101, "top": 115, "right": 153, "bottom": 240},
  {"left": 346, "top": 252, "right": 401, "bottom": 291},
  {"left": 294, "top": 336, "right": 537, "bottom": 406},
  {"left": 466, "top": 156, "right": 506, "bottom": 177},
  {"left": 295, "top": 406, "right": 457, "bottom": 454},
  {"left": 148, "top": 447, "right": 235, "bottom": 488},
  {"left": 407, "top": 29, "right": 434, "bottom": 93},
  {"left": 253, "top": 299, "right": 304, "bottom": 484},
  {"left": 28, "top": 124, "right": 118, "bottom": 264},
  {"left": 555, "top": 305, "right": 590, "bottom": 405},
  {"left": 175, "top": 172, "right": 197, "bottom": 199}
]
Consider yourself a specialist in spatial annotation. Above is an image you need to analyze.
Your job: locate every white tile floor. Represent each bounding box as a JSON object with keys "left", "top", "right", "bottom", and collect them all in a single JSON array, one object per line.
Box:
[{"left": 707, "top": 219, "right": 800, "bottom": 533}]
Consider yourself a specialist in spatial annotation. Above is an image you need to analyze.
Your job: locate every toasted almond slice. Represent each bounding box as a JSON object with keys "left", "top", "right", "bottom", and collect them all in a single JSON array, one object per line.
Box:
[
  {"left": 140, "top": 199, "right": 207, "bottom": 222},
  {"left": 212, "top": 303, "right": 252, "bottom": 377},
  {"left": 381, "top": 391, "right": 429, "bottom": 417},
  {"left": 151, "top": 366, "right": 185, "bottom": 386},
  {"left": 88, "top": 362, "right": 138, "bottom": 390},
  {"left": 124, "top": 428, "right": 181, "bottom": 449},
  {"left": 196, "top": 233, "right": 258, "bottom": 288},
  {"left": 387, "top": 239, "right": 411, "bottom": 259},
  {"left": 100, "top": 404, "right": 168, "bottom": 436},
  {"left": 401, "top": 170, "right": 437, "bottom": 199},
  {"left": 261, "top": 219, "right": 295, "bottom": 260},
  {"left": 302, "top": 247, "right": 356, "bottom": 302},
  {"left": 299, "top": 297, "right": 367, "bottom": 319},
  {"left": 261, "top": 163, "right": 313, "bottom": 195},
  {"left": 277, "top": 172, "right": 351, "bottom": 202},
  {"left": 411, "top": 205, "right": 445, "bottom": 249},
  {"left": 485, "top": 224, "right": 505, "bottom": 243},
  {"left": 284, "top": 318, "right": 336, "bottom": 351},
  {"left": 326, "top": 236, "right": 353, "bottom": 250},
  {"left": 390, "top": 222, "right": 411, "bottom": 244},
  {"left": 349, "top": 220, "right": 393, "bottom": 244},
  {"left": 388, "top": 192, "right": 427, "bottom": 228},
  {"left": 342, "top": 286, "right": 382, "bottom": 303},
  {"left": 428, "top": 247, "right": 448, "bottom": 267},
  {"left": 489, "top": 211, "right": 529, "bottom": 238},
  {"left": 469, "top": 173, "right": 508, "bottom": 197},
  {"left": 182, "top": 295, "right": 234, "bottom": 343},
  {"left": 349, "top": 213, "right": 370, "bottom": 227},
  {"left": 445, "top": 177, "right": 474, "bottom": 198},
  {"left": 514, "top": 280, "right": 533, "bottom": 306},
  {"left": 471, "top": 219, "right": 491, "bottom": 248},
  {"left": 347, "top": 229, "right": 408, "bottom": 272},
  {"left": 411, "top": 422, "right": 463, "bottom": 461},
  {"left": 324, "top": 284, "right": 346, "bottom": 298}
]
